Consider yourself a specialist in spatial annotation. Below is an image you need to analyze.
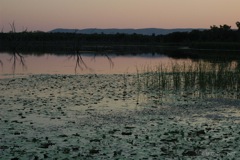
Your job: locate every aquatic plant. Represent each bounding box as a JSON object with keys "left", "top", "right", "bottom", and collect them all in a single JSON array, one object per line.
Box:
[{"left": 136, "top": 60, "right": 240, "bottom": 103}]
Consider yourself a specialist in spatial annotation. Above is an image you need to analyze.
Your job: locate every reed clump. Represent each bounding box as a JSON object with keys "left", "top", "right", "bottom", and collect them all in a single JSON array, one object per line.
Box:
[{"left": 136, "top": 61, "right": 240, "bottom": 102}]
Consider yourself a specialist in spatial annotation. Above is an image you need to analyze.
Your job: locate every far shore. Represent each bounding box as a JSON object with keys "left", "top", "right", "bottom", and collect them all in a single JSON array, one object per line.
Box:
[{"left": 1, "top": 42, "right": 240, "bottom": 53}]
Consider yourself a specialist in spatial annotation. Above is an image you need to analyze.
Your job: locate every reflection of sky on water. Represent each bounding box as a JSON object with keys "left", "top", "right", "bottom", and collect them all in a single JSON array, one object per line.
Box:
[
  {"left": 1, "top": 52, "right": 240, "bottom": 79},
  {"left": 0, "top": 52, "right": 186, "bottom": 78}
]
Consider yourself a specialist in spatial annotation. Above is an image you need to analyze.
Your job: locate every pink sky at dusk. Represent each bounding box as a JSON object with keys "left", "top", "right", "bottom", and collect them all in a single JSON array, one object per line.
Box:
[{"left": 0, "top": 0, "right": 239, "bottom": 32}]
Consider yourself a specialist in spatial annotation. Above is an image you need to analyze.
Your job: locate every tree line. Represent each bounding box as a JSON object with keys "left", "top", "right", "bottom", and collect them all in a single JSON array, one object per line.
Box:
[{"left": 0, "top": 22, "right": 240, "bottom": 52}]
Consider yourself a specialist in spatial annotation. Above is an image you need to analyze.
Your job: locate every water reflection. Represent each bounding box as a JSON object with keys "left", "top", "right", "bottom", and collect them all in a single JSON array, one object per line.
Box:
[
  {"left": 1, "top": 51, "right": 240, "bottom": 79},
  {"left": 67, "top": 52, "right": 115, "bottom": 73},
  {"left": 0, "top": 51, "right": 27, "bottom": 78},
  {"left": 68, "top": 53, "right": 92, "bottom": 73},
  {"left": 93, "top": 53, "right": 114, "bottom": 69},
  {"left": 9, "top": 52, "right": 27, "bottom": 75},
  {"left": 0, "top": 59, "right": 2, "bottom": 68},
  {"left": 0, "top": 52, "right": 172, "bottom": 78}
]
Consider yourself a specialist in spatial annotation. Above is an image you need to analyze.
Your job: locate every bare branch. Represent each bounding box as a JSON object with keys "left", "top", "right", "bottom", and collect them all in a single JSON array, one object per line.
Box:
[
  {"left": 22, "top": 27, "right": 28, "bottom": 32},
  {"left": 9, "top": 21, "right": 16, "bottom": 33}
]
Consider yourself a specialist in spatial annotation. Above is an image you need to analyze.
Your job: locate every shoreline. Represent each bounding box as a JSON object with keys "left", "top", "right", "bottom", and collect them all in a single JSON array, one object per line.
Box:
[{"left": 1, "top": 74, "right": 240, "bottom": 159}]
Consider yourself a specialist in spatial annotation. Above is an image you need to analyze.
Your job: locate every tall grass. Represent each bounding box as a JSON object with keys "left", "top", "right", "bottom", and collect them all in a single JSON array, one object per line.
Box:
[{"left": 136, "top": 60, "right": 240, "bottom": 101}]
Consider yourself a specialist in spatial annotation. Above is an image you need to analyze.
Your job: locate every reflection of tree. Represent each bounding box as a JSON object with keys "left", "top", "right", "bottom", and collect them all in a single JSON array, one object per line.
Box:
[
  {"left": 9, "top": 52, "right": 26, "bottom": 75},
  {"left": 105, "top": 54, "right": 114, "bottom": 68},
  {"left": 92, "top": 53, "right": 114, "bottom": 68},
  {"left": 7, "top": 22, "right": 27, "bottom": 75},
  {"left": 69, "top": 29, "right": 115, "bottom": 73},
  {"left": 68, "top": 52, "right": 92, "bottom": 73},
  {"left": 68, "top": 52, "right": 115, "bottom": 74},
  {"left": 0, "top": 59, "right": 3, "bottom": 68},
  {"left": 0, "top": 59, "right": 3, "bottom": 73}
]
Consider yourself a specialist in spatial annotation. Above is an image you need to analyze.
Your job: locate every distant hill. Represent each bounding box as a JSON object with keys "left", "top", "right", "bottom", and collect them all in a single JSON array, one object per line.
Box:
[{"left": 50, "top": 28, "right": 205, "bottom": 35}]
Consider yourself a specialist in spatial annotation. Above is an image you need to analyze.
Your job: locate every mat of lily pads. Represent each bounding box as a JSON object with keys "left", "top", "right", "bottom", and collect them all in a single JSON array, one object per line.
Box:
[{"left": 0, "top": 74, "right": 240, "bottom": 159}]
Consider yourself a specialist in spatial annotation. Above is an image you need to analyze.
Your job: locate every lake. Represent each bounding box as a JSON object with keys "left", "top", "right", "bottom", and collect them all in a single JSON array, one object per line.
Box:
[
  {"left": 1, "top": 50, "right": 240, "bottom": 79},
  {"left": 1, "top": 51, "right": 240, "bottom": 159},
  {"left": 0, "top": 52, "right": 192, "bottom": 79}
]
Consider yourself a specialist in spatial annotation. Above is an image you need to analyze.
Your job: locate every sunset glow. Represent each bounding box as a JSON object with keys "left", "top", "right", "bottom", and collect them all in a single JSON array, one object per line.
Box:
[{"left": 1, "top": 0, "right": 240, "bottom": 32}]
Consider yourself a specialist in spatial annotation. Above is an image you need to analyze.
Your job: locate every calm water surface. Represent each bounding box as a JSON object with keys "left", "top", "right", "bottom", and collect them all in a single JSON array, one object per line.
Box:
[{"left": 0, "top": 52, "right": 192, "bottom": 79}]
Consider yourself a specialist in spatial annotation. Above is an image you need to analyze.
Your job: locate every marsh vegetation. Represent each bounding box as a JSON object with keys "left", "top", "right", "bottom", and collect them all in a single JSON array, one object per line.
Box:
[{"left": 136, "top": 61, "right": 240, "bottom": 105}]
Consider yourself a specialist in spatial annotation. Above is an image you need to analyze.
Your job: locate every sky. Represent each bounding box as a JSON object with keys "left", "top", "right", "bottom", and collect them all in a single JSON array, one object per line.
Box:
[{"left": 0, "top": 0, "right": 240, "bottom": 32}]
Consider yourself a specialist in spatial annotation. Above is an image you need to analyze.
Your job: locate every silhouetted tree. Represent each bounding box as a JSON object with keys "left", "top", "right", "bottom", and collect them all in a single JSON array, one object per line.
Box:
[
  {"left": 236, "top": 21, "right": 240, "bottom": 30},
  {"left": 210, "top": 25, "right": 219, "bottom": 31},
  {"left": 1, "top": 21, "right": 240, "bottom": 52},
  {"left": 189, "top": 30, "right": 201, "bottom": 41},
  {"left": 220, "top": 24, "right": 231, "bottom": 31}
]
